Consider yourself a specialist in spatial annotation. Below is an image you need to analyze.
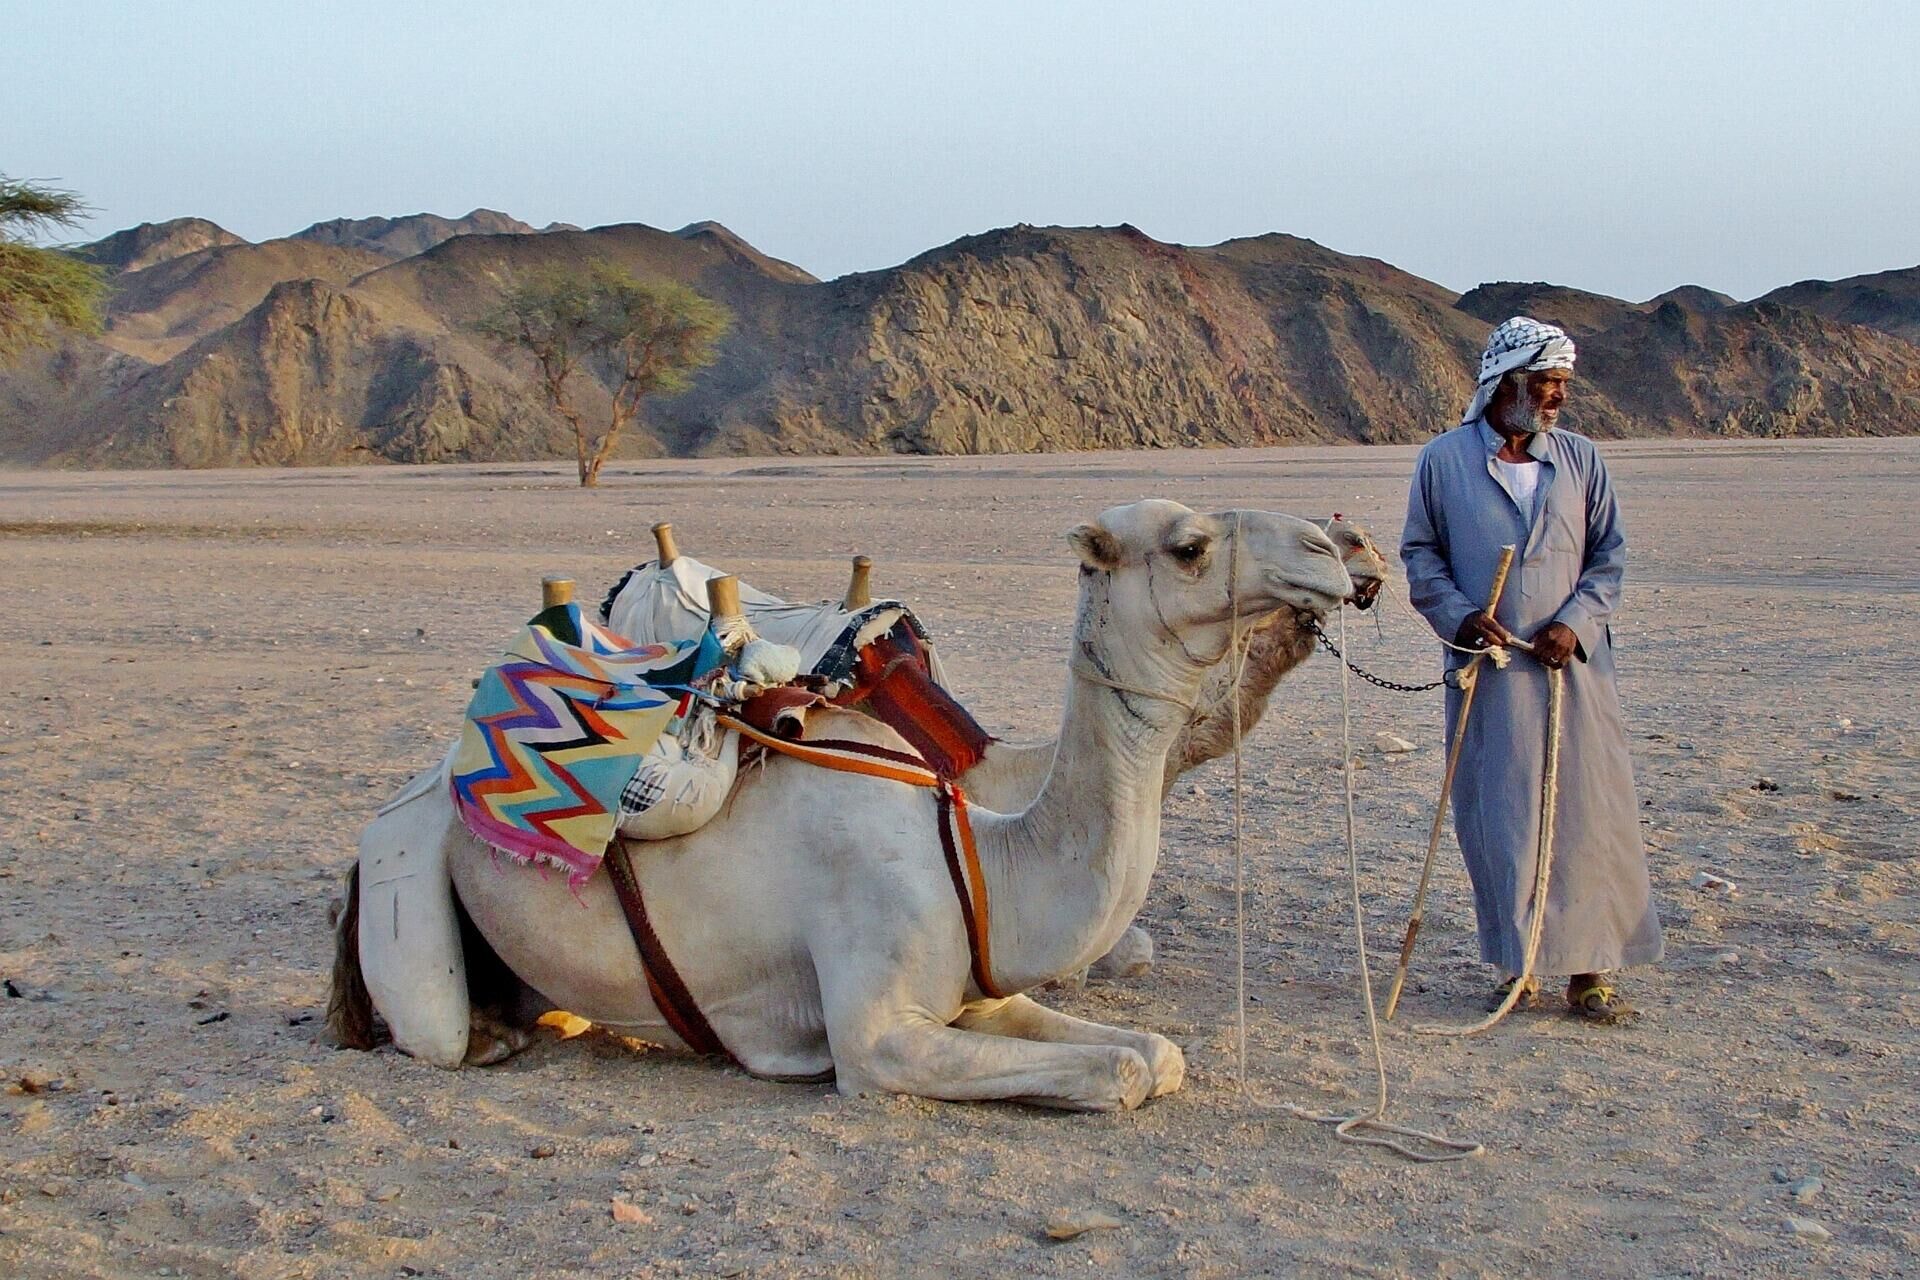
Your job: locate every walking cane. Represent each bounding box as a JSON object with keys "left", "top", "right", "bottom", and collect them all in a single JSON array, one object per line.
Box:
[{"left": 1382, "top": 544, "right": 1517, "bottom": 1021}]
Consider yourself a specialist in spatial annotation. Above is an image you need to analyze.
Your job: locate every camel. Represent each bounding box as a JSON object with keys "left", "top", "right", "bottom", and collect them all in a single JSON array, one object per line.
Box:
[
  {"left": 606, "top": 520, "right": 1389, "bottom": 979},
  {"left": 331, "top": 500, "right": 1352, "bottom": 1110}
]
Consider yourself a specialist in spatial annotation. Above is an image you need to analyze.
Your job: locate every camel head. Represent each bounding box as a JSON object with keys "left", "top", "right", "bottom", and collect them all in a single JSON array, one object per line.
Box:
[
  {"left": 1315, "top": 516, "right": 1390, "bottom": 611},
  {"left": 1069, "top": 500, "right": 1352, "bottom": 676}
]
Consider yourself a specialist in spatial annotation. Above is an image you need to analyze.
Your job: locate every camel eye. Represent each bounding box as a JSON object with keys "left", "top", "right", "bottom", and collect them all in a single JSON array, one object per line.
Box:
[{"left": 1169, "top": 540, "right": 1207, "bottom": 564}]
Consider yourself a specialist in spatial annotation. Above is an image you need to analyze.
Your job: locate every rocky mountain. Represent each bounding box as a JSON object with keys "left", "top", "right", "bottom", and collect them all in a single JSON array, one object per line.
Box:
[
  {"left": 1456, "top": 281, "right": 1640, "bottom": 337},
  {"left": 290, "top": 209, "right": 538, "bottom": 259},
  {"left": 71, "top": 217, "right": 247, "bottom": 274},
  {"left": 8, "top": 215, "right": 1919, "bottom": 467},
  {"left": 1759, "top": 265, "right": 1920, "bottom": 344},
  {"left": 96, "top": 238, "right": 392, "bottom": 363},
  {"left": 1645, "top": 285, "right": 1735, "bottom": 313}
]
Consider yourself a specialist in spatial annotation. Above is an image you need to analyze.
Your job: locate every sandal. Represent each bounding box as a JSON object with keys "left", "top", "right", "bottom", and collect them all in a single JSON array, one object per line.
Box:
[
  {"left": 1567, "top": 976, "right": 1638, "bottom": 1025},
  {"left": 1485, "top": 975, "right": 1542, "bottom": 1012}
]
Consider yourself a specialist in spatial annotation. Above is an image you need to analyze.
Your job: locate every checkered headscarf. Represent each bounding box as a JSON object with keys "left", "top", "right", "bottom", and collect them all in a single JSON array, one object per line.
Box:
[{"left": 1460, "top": 316, "right": 1577, "bottom": 425}]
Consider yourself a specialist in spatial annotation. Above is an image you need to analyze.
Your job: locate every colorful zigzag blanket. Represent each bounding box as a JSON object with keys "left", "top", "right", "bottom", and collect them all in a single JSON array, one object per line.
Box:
[{"left": 450, "top": 603, "right": 718, "bottom": 886}]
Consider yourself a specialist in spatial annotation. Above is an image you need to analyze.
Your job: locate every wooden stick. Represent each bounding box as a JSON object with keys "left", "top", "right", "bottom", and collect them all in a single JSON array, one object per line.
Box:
[
  {"left": 652, "top": 522, "right": 679, "bottom": 567},
  {"left": 541, "top": 577, "right": 575, "bottom": 610},
  {"left": 843, "top": 555, "right": 874, "bottom": 610},
  {"left": 705, "top": 574, "right": 741, "bottom": 620},
  {"left": 1382, "top": 544, "right": 1516, "bottom": 1021}
]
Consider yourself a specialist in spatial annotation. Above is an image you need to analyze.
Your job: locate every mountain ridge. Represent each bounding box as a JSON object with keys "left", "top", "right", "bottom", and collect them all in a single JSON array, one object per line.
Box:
[{"left": 10, "top": 214, "right": 1919, "bottom": 467}]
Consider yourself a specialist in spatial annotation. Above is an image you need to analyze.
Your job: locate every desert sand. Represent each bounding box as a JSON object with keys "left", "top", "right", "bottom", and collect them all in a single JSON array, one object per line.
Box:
[{"left": 1, "top": 439, "right": 1914, "bottom": 1278}]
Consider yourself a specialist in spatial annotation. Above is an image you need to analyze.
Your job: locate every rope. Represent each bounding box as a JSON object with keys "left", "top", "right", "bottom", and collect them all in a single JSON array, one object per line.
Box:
[
  {"left": 1070, "top": 660, "right": 1198, "bottom": 712},
  {"left": 1413, "top": 664, "right": 1564, "bottom": 1038},
  {"left": 1230, "top": 577, "right": 1482, "bottom": 1162}
]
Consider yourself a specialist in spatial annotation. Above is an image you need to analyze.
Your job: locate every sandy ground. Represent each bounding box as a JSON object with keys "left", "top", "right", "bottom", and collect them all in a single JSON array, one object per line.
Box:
[{"left": 0, "top": 440, "right": 1915, "bottom": 1279}]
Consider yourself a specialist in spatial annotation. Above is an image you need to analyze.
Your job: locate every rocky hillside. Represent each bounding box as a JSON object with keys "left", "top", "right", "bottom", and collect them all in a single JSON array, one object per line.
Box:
[
  {"left": 7, "top": 214, "right": 1919, "bottom": 467},
  {"left": 95, "top": 238, "right": 393, "bottom": 363},
  {"left": 1760, "top": 265, "right": 1920, "bottom": 344}
]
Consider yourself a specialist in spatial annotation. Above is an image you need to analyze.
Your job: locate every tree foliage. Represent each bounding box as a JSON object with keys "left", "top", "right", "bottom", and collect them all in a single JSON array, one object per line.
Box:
[
  {"left": 0, "top": 176, "right": 107, "bottom": 363},
  {"left": 479, "top": 265, "right": 730, "bottom": 486}
]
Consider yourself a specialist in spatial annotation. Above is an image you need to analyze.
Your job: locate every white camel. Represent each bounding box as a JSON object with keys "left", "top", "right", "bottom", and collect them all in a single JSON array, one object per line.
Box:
[
  {"left": 331, "top": 500, "right": 1351, "bottom": 1110},
  {"left": 607, "top": 521, "right": 1389, "bottom": 979}
]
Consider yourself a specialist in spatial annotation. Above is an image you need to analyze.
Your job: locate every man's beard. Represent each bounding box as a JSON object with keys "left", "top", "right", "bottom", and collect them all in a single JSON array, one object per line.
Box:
[{"left": 1491, "top": 384, "right": 1554, "bottom": 436}]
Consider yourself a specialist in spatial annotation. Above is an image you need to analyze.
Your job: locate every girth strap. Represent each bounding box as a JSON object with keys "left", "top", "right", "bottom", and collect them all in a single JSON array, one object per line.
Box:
[
  {"left": 606, "top": 836, "right": 736, "bottom": 1062},
  {"left": 719, "top": 715, "right": 1004, "bottom": 999}
]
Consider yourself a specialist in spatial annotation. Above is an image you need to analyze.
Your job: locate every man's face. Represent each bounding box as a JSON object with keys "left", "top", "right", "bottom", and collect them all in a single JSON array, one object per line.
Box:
[
  {"left": 1529, "top": 369, "right": 1572, "bottom": 424},
  {"left": 1491, "top": 368, "right": 1574, "bottom": 437}
]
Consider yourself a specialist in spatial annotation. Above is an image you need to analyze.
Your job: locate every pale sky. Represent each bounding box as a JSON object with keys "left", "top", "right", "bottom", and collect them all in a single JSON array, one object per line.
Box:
[{"left": 6, "top": 1, "right": 1914, "bottom": 301}]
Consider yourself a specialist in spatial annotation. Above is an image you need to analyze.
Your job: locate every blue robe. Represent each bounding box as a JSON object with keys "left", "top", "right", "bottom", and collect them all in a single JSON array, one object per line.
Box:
[{"left": 1401, "top": 419, "right": 1663, "bottom": 975}]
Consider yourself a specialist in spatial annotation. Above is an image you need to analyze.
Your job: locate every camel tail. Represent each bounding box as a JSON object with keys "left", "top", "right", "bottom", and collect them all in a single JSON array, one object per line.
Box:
[{"left": 326, "top": 861, "right": 379, "bottom": 1050}]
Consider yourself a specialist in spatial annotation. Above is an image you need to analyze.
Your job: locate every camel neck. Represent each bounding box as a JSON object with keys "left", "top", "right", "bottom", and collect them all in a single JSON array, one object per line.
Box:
[{"left": 971, "top": 571, "right": 1200, "bottom": 991}]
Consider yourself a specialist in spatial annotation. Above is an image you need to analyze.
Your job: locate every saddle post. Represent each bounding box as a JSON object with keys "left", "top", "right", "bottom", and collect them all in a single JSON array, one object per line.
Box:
[
  {"left": 541, "top": 577, "right": 575, "bottom": 609},
  {"left": 706, "top": 573, "right": 742, "bottom": 621},
  {"left": 844, "top": 555, "right": 874, "bottom": 610},
  {"left": 652, "top": 522, "right": 680, "bottom": 567}
]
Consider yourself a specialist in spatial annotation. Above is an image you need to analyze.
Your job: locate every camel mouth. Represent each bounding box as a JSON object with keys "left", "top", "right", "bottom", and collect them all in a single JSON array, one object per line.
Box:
[
  {"left": 1269, "top": 583, "right": 1346, "bottom": 619},
  {"left": 1350, "top": 578, "right": 1382, "bottom": 611}
]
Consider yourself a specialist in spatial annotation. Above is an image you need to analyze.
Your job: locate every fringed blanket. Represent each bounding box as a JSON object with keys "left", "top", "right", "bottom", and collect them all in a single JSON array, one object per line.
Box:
[{"left": 450, "top": 604, "right": 718, "bottom": 886}]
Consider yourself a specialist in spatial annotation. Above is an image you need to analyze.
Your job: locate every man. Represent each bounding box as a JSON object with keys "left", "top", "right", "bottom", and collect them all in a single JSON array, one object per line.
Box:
[{"left": 1400, "top": 316, "right": 1662, "bottom": 1022}]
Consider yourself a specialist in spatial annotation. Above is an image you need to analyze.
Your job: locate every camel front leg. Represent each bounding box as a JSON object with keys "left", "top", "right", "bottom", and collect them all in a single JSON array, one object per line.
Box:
[
  {"left": 954, "top": 993, "right": 1185, "bottom": 1098},
  {"left": 829, "top": 1008, "right": 1154, "bottom": 1112}
]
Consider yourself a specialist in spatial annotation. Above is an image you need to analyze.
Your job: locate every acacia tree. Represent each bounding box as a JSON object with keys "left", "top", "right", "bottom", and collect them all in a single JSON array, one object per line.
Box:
[
  {"left": 480, "top": 265, "right": 730, "bottom": 487},
  {"left": 0, "top": 175, "right": 107, "bottom": 363}
]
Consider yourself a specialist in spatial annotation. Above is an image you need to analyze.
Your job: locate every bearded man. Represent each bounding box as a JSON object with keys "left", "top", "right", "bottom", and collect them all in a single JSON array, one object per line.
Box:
[{"left": 1399, "top": 316, "right": 1662, "bottom": 1022}]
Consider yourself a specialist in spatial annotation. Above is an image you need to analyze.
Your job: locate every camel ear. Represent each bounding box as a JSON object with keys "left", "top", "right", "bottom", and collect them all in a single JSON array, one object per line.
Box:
[{"left": 1068, "top": 521, "right": 1122, "bottom": 571}]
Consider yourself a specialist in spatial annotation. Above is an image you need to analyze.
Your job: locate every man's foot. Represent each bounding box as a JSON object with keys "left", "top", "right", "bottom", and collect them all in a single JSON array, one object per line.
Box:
[
  {"left": 1567, "top": 974, "right": 1638, "bottom": 1025},
  {"left": 1485, "top": 974, "right": 1542, "bottom": 1012}
]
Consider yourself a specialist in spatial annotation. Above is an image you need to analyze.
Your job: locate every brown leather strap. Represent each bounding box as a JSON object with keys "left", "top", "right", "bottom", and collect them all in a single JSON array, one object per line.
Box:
[
  {"left": 606, "top": 837, "right": 735, "bottom": 1062},
  {"left": 936, "top": 784, "right": 1002, "bottom": 998},
  {"left": 716, "top": 716, "right": 1002, "bottom": 1000}
]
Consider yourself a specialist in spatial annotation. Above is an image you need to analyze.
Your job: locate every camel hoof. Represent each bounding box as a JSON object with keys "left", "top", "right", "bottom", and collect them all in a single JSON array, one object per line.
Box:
[
  {"left": 1141, "top": 1033, "right": 1185, "bottom": 1098},
  {"left": 1089, "top": 927, "right": 1154, "bottom": 981},
  {"left": 463, "top": 1015, "right": 533, "bottom": 1067}
]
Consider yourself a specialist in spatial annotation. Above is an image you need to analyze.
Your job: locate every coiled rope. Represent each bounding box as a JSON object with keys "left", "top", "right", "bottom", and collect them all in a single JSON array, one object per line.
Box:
[{"left": 1229, "top": 592, "right": 1483, "bottom": 1162}]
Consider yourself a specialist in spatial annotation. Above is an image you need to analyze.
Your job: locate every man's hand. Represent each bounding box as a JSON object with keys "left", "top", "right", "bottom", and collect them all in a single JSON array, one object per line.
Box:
[
  {"left": 1454, "top": 610, "right": 1517, "bottom": 652},
  {"left": 1530, "top": 621, "right": 1580, "bottom": 669}
]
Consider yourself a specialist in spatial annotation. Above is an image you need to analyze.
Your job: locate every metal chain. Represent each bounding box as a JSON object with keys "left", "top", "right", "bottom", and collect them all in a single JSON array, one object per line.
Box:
[{"left": 1304, "top": 616, "right": 1454, "bottom": 695}]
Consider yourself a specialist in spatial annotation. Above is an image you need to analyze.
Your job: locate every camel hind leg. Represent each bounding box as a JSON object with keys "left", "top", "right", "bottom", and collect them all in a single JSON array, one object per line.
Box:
[{"left": 452, "top": 890, "right": 548, "bottom": 1066}]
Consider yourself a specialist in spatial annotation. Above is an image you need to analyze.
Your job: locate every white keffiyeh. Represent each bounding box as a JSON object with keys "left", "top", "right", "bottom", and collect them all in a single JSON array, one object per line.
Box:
[{"left": 1460, "top": 316, "right": 1577, "bottom": 425}]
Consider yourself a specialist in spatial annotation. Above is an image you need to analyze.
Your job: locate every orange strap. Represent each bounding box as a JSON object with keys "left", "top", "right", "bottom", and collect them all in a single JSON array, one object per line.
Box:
[{"left": 718, "top": 715, "right": 1002, "bottom": 998}]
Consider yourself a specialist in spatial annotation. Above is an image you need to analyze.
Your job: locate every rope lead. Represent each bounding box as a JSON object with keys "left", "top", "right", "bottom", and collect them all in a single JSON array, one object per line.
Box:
[{"left": 1231, "top": 571, "right": 1483, "bottom": 1162}]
